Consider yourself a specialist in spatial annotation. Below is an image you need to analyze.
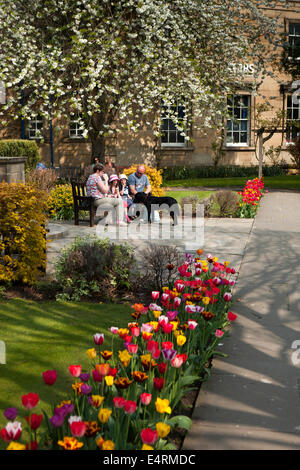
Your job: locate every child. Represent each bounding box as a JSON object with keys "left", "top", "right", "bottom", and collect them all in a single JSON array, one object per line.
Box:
[
  {"left": 119, "top": 174, "right": 133, "bottom": 209},
  {"left": 108, "top": 174, "right": 131, "bottom": 223}
]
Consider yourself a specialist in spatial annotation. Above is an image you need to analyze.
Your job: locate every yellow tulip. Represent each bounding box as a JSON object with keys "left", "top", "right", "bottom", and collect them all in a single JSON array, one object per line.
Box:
[
  {"left": 156, "top": 422, "right": 171, "bottom": 438},
  {"left": 91, "top": 395, "right": 105, "bottom": 408},
  {"left": 202, "top": 297, "right": 210, "bottom": 305},
  {"left": 98, "top": 408, "right": 112, "bottom": 423},
  {"left": 86, "top": 348, "right": 97, "bottom": 360},
  {"left": 105, "top": 375, "right": 114, "bottom": 387},
  {"left": 177, "top": 335, "right": 187, "bottom": 347},
  {"left": 118, "top": 349, "right": 132, "bottom": 367},
  {"left": 142, "top": 444, "right": 154, "bottom": 450},
  {"left": 155, "top": 397, "right": 172, "bottom": 415},
  {"left": 6, "top": 442, "right": 26, "bottom": 450},
  {"left": 102, "top": 440, "right": 115, "bottom": 450}
]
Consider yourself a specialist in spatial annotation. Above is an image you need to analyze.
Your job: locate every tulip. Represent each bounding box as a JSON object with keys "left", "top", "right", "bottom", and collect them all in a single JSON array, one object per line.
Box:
[
  {"left": 1, "top": 421, "right": 22, "bottom": 442},
  {"left": 105, "top": 376, "right": 114, "bottom": 387},
  {"left": 140, "top": 393, "right": 152, "bottom": 406},
  {"left": 25, "top": 414, "right": 43, "bottom": 430},
  {"left": 124, "top": 400, "right": 137, "bottom": 415},
  {"left": 161, "top": 323, "right": 173, "bottom": 334},
  {"left": 130, "top": 326, "right": 140, "bottom": 337},
  {"left": 215, "top": 329, "right": 224, "bottom": 338},
  {"left": 161, "top": 341, "right": 173, "bottom": 350},
  {"left": 3, "top": 408, "right": 18, "bottom": 421},
  {"left": 90, "top": 395, "right": 105, "bottom": 408},
  {"left": 171, "top": 354, "right": 184, "bottom": 368},
  {"left": 157, "top": 362, "right": 168, "bottom": 375},
  {"left": 167, "top": 310, "right": 178, "bottom": 321},
  {"left": 21, "top": 393, "right": 39, "bottom": 410},
  {"left": 127, "top": 343, "right": 138, "bottom": 354},
  {"left": 223, "top": 292, "right": 232, "bottom": 302},
  {"left": 188, "top": 320, "right": 198, "bottom": 330},
  {"left": 162, "top": 349, "right": 177, "bottom": 361},
  {"left": 151, "top": 291, "right": 160, "bottom": 300},
  {"left": 42, "top": 370, "right": 57, "bottom": 386},
  {"left": 49, "top": 413, "right": 65, "bottom": 428},
  {"left": 86, "top": 348, "right": 97, "bottom": 360},
  {"left": 70, "top": 420, "right": 87, "bottom": 438},
  {"left": 153, "top": 377, "right": 165, "bottom": 391},
  {"left": 147, "top": 340, "right": 159, "bottom": 354},
  {"left": 68, "top": 365, "right": 82, "bottom": 378},
  {"left": 227, "top": 311, "right": 237, "bottom": 322},
  {"left": 93, "top": 333, "right": 104, "bottom": 345},
  {"left": 98, "top": 408, "right": 112, "bottom": 423},
  {"left": 6, "top": 442, "right": 26, "bottom": 450},
  {"left": 175, "top": 282, "right": 185, "bottom": 293},
  {"left": 110, "top": 327, "right": 119, "bottom": 335},
  {"left": 96, "top": 363, "right": 111, "bottom": 376},
  {"left": 102, "top": 440, "right": 115, "bottom": 450},
  {"left": 152, "top": 348, "right": 161, "bottom": 360},
  {"left": 92, "top": 369, "right": 103, "bottom": 382},
  {"left": 156, "top": 422, "right": 171, "bottom": 438},
  {"left": 161, "top": 293, "right": 169, "bottom": 303},
  {"left": 113, "top": 397, "right": 126, "bottom": 408},
  {"left": 155, "top": 397, "right": 171, "bottom": 414},
  {"left": 81, "top": 384, "right": 92, "bottom": 395},
  {"left": 173, "top": 297, "right": 181, "bottom": 308},
  {"left": 80, "top": 372, "right": 90, "bottom": 382},
  {"left": 141, "top": 428, "right": 158, "bottom": 445}
]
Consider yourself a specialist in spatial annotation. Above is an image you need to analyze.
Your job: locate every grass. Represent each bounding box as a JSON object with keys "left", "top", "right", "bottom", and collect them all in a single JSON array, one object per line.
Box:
[
  {"left": 164, "top": 175, "right": 300, "bottom": 190},
  {"left": 165, "top": 190, "right": 214, "bottom": 201},
  {"left": 0, "top": 299, "right": 129, "bottom": 428}
]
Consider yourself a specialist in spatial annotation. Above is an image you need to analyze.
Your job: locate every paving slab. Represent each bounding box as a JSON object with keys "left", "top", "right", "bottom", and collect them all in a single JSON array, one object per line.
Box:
[{"left": 183, "top": 191, "right": 300, "bottom": 450}]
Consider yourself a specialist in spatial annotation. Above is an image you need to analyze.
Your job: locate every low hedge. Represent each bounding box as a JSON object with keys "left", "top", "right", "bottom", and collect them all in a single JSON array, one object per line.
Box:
[
  {"left": 0, "top": 139, "right": 41, "bottom": 171},
  {"left": 162, "top": 165, "right": 287, "bottom": 181}
]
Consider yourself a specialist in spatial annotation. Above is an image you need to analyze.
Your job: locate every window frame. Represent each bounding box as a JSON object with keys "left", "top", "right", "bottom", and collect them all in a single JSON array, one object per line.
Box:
[
  {"left": 69, "top": 114, "right": 85, "bottom": 139},
  {"left": 160, "top": 100, "right": 187, "bottom": 147},
  {"left": 226, "top": 94, "right": 251, "bottom": 148},
  {"left": 288, "top": 21, "right": 300, "bottom": 61},
  {"left": 27, "top": 115, "right": 43, "bottom": 140},
  {"left": 286, "top": 93, "right": 300, "bottom": 144}
]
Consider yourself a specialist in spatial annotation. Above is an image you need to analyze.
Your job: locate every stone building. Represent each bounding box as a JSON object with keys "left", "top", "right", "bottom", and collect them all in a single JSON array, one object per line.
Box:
[{"left": 0, "top": 1, "right": 299, "bottom": 169}]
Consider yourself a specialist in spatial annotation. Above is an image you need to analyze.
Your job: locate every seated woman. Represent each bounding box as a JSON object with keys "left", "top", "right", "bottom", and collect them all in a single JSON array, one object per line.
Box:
[{"left": 86, "top": 164, "right": 126, "bottom": 225}]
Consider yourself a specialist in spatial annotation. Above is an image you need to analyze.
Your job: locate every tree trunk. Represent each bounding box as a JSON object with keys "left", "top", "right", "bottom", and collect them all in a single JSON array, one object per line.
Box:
[
  {"left": 89, "top": 131, "right": 106, "bottom": 164},
  {"left": 258, "top": 133, "right": 264, "bottom": 179}
]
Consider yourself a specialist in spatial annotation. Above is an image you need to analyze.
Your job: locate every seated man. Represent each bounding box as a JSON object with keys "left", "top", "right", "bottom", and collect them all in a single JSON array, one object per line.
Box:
[
  {"left": 127, "top": 164, "right": 151, "bottom": 197},
  {"left": 86, "top": 163, "right": 126, "bottom": 225}
]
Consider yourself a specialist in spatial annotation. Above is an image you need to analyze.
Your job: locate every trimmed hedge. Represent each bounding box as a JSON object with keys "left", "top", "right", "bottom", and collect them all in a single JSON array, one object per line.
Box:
[
  {"left": 162, "top": 165, "right": 287, "bottom": 181},
  {"left": 0, "top": 139, "right": 41, "bottom": 171}
]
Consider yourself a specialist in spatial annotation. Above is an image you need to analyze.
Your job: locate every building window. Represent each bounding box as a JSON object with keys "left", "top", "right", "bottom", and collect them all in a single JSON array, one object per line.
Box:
[
  {"left": 226, "top": 95, "right": 250, "bottom": 146},
  {"left": 286, "top": 94, "right": 300, "bottom": 143},
  {"left": 161, "top": 101, "right": 186, "bottom": 146},
  {"left": 288, "top": 22, "right": 300, "bottom": 60},
  {"left": 69, "top": 115, "right": 84, "bottom": 138},
  {"left": 28, "top": 115, "right": 43, "bottom": 139}
]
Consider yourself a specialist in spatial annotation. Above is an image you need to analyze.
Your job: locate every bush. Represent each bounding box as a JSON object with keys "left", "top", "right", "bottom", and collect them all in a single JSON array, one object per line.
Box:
[
  {"left": 25, "top": 168, "right": 58, "bottom": 193},
  {"left": 162, "top": 164, "right": 287, "bottom": 181},
  {"left": 209, "top": 191, "right": 239, "bottom": 218},
  {"left": 287, "top": 137, "right": 300, "bottom": 170},
  {"left": 54, "top": 236, "right": 136, "bottom": 301},
  {"left": 48, "top": 184, "right": 74, "bottom": 220},
  {"left": 180, "top": 195, "right": 201, "bottom": 217},
  {"left": 0, "top": 182, "right": 48, "bottom": 284},
  {"left": 123, "top": 164, "right": 165, "bottom": 196},
  {"left": 0, "top": 139, "right": 41, "bottom": 171}
]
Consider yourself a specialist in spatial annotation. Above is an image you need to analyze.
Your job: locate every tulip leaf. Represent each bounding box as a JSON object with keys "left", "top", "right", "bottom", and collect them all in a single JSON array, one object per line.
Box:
[
  {"left": 167, "top": 415, "right": 192, "bottom": 431},
  {"left": 162, "top": 442, "right": 178, "bottom": 450},
  {"left": 180, "top": 375, "right": 199, "bottom": 386}
]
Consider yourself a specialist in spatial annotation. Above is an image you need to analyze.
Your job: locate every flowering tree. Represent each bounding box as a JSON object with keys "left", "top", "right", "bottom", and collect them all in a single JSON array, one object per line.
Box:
[{"left": 0, "top": 0, "right": 287, "bottom": 162}]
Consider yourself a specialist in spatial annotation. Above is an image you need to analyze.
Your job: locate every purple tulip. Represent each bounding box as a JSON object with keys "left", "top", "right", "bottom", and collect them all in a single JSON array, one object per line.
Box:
[
  {"left": 81, "top": 384, "right": 92, "bottom": 395},
  {"left": 50, "top": 413, "right": 65, "bottom": 427},
  {"left": 162, "top": 349, "right": 177, "bottom": 361},
  {"left": 80, "top": 373, "right": 90, "bottom": 382},
  {"left": 4, "top": 407, "right": 18, "bottom": 421}
]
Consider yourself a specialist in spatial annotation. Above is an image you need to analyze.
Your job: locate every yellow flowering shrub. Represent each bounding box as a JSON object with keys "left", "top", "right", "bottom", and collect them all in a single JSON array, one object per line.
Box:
[
  {"left": 48, "top": 184, "right": 74, "bottom": 220},
  {"left": 123, "top": 164, "right": 165, "bottom": 197},
  {"left": 0, "top": 182, "right": 48, "bottom": 284}
]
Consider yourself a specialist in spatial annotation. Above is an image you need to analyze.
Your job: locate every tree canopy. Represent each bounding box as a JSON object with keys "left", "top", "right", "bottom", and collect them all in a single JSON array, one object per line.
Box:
[{"left": 0, "top": 0, "right": 288, "bottom": 161}]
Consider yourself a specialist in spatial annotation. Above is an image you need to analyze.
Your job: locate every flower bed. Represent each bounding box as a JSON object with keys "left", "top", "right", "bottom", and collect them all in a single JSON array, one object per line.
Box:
[
  {"left": 1, "top": 251, "right": 238, "bottom": 451},
  {"left": 236, "top": 177, "right": 264, "bottom": 218}
]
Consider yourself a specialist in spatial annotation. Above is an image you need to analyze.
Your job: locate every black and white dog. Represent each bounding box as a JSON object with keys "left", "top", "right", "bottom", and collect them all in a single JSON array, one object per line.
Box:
[{"left": 133, "top": 192, "right": 180, "bottom": 225}]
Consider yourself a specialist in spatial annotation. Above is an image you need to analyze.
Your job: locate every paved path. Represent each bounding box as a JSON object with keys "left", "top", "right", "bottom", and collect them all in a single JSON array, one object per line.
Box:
[{"left": 183, "top": 192, "right": 300, "bottom": 450}]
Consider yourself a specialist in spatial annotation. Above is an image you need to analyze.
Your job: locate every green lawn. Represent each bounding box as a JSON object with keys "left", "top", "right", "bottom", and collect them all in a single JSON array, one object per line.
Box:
[
  {"left": 164, "top": 175, "right": 300, "bottom": 190},
  {"left": 0, "top": 299, "right": 128, "bottom": 428},
  {"left": 165, "top": 190, "right": 214, "bottom": 201}
]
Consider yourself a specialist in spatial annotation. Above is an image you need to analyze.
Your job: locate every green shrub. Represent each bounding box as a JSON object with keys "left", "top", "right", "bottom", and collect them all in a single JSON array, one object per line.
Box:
[
  {"left": 0, "top": 182, "right": 48, "bottom": 284},
  {"left": 54, "top": 236, "right": 136, "bottom": 301},
  {"left": 162, "top": 164, "right": 287, "bottom": 181},
  {"left": 0, "top": 139, "right": 41, "bottom": 171}
]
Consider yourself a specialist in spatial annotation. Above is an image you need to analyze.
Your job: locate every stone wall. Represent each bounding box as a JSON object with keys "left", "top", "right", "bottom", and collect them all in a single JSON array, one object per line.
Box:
[{"left": 0, "top": 157, "right": 27, "bottom": 183}]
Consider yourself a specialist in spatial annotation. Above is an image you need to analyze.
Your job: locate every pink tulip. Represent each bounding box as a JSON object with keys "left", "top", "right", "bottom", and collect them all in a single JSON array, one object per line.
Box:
[
  {"left": 151, "top": 291, "right": 160, "bottom": 300},
  {"left": 140, "top": 393, "right": 152, "bottom": 406},
  {"left": 215, "top": 329, "right": 224, "bottom": 338},
  {"left": 68, "top": 365, "right": 82, "bottom": 377}
]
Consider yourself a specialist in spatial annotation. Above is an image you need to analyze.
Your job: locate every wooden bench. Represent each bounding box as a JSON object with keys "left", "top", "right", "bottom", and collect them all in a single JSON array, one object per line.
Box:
[{"left": 71, "top": 180, "right": 96, "bottom": 227}]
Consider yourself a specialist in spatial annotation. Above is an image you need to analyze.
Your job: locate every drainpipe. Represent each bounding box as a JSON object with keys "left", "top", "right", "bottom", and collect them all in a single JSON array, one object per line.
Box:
[
  {"left": 20, "top": 85, "right": 25, "bottom": 139},
  {"left": 49, "top": 95, "right": 54, "bottom": 168}
]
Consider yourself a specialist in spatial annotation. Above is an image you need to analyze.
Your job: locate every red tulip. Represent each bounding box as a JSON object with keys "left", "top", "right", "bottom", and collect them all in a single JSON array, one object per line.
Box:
[
  {"left": 147, "top": 340, "right": 159, "bottom": 354},
  {"left": 93, "top": 333, "right": 104, "bottom": 345},
  {"left": 113, "top": 397, "right": 126, "bottom": 409},
  {"left": 70, "top": 420, "right": 87, "bottom": 438},
  {"left": 92, "top": 369, "right": 103, "bottom": 382},
  {"left": 153, "top": 377, "right": 165, "bottom": 391},
  {"left": 42, "top": 370, "right": 57, "bottom": 386},
  {"left": 127, "top": 343, "right": 138, "bottom": 354},
  {"left": 215, "top": 329, "right": 224, "bottom": 338},
  {"left": 223, "top": 292, "right": 232, "bottom": 302},
  {"left": 25, "top": 413, "right": 43, "bottom": 430},
  {"left": 130, "top": 326, "right": 140, "bottom": 337},
  {"left": 157, "top": 362, "right": 168, "bottom": 375},
  {"left": 152, "top": 348, "right": 161, "bottom": 360},
  {"left": 171, "top": 354, "right": 185, "bottom": 368},
  {"left": 140, "top": 393, "right": 152, "bottom": 406},
  {"left": 21, "top": 393, "right": 39, "bottom": 410},
  {"left": 141, "top": 428, "right": 158, "bottom": 445},
  {"left": 1, "top": 422, "right": 22, "bottom": 442},
  {"left": 26, "top": 441, "right": 38, "bottom": 450},
  {"left": 173, "top": 297, "right": 181, "bottom": 308},
  {"left": 227, "top": 312, "right": 237, "bottom": 322},
  {"left": 124, "top": 400, "right": 137, "bottom": 415},
  {"left": 68, "top": 365, "right": 82, "bottom": 377},
  {"left": 161, "top": 323, "right": 173, "bottom": 334},
  {"left": 162, "top": 341, "right": 173, "bottom": 350}
]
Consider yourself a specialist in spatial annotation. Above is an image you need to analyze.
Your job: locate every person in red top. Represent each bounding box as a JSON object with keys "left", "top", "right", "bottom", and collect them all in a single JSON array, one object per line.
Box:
[{"left": 86, "top": 164, "right": 126, "bottom": 225}]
